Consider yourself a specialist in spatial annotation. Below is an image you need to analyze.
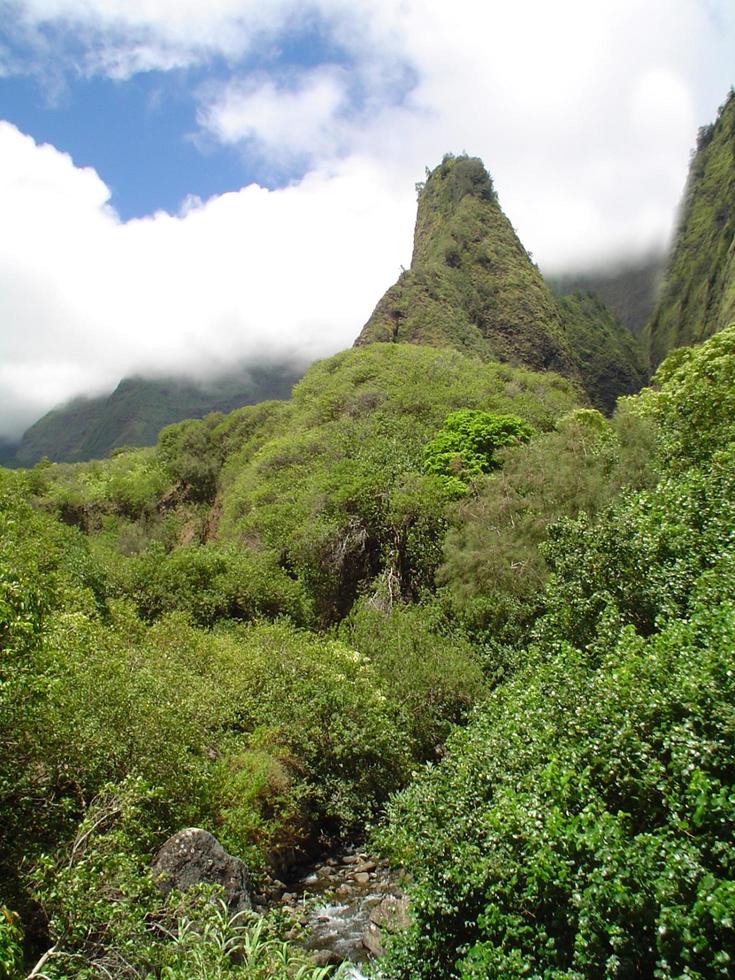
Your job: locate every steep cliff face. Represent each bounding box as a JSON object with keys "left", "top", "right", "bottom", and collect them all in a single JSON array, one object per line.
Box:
[
  {"left": 646, "top": 91, "right": 735, "bottom": 367},
  {"left": 355, "top": 155, "right": 578, "bottom": 377},
  {"left": 356, "top": 154, "right": 647, "bottom": 411}
]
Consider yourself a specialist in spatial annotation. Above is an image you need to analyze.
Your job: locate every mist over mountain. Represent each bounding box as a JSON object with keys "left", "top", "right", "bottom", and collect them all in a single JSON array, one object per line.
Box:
[
  {"left": 547, "top": 253, "right": 665, "bottom": 339},
  {"left": 9, "top": 362, "right": 306, "bottom": 466}
]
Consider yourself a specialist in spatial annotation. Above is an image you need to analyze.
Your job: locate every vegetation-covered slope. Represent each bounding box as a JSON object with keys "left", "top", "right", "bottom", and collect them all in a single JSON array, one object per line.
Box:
[
  {"left": 2, "top": 114, "right": 734, "bottom": 978},
  {"left": 548, "top": 252, "right": 664, "bottom": 337},
  {"left": 646, "top": 90, "right": 735, "bottom": 367},
  {"left": 356, "top": 155, "right": 577, "bottom": 375},
  {"left": 377, "top": 324, "right": 735, "bottom": 978},
  {"left": 356, "top": 154, "right": 647, "bottom": 412},
  {"left": 554, "top": 292, "right": 648, "bottom": 413},
  {"left": 12, "top": 362, "right": 305, "bottom": 466},
  {"left": 1, "top": 341, "right": 582, "bottom": 974},
  {"left": 2, "top": 319, "right": 734, "bottom": 976}
]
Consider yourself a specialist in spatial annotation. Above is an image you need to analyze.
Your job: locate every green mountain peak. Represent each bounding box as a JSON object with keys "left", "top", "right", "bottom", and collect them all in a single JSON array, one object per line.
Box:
[
  {"left": 356, "top": 154, "right": 578, "bottom": 377},
  {"left": 356, "top": 153, "right": 647, "bottom": 412}
]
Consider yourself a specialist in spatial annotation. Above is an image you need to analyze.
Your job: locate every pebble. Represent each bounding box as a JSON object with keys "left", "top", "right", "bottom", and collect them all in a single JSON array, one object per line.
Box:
[{"left": 353, "top": 872, "right": 371, "bottom": 885}]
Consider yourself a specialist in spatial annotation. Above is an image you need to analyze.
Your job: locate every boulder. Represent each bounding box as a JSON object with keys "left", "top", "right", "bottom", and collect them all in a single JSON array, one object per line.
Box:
[
  {"left": 152, "top": 828, "right": 251, "bottom": 913},
  {"left": 362, "top": 894, "right": 411, "bottom": 957}
]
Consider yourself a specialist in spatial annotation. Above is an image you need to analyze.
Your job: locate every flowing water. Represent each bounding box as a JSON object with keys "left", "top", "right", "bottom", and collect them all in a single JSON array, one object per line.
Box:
[{"left": 259, "top": 846, "right": 407, "bottom": 972}]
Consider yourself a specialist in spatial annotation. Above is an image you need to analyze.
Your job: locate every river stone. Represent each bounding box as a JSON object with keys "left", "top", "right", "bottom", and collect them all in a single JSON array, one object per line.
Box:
[
  {"left": 152, "top": 828, "right": 251, "bottom": 913},
  {"left": 370, "top": 894, "right": 411, "bottom": 932},
  {"left": 363, "top": 920, "right": 385, "bottom": 957},
  {"left": 312, "top": 949, "right": 343, "bottom": 967},
  {"left": 363, "top": 893, "right": 411, "bottom": 956}
]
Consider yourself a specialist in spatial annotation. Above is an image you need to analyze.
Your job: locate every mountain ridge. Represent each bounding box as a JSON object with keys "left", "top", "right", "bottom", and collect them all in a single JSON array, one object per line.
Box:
[{"left": 11, "top": 362, "right": 306, "bottom": 466}]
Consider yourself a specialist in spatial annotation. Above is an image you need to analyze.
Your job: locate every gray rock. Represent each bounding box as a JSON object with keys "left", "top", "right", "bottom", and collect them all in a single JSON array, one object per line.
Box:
[
  {"left": 361, "top": 895, "right": 411, "bottom": 958},
  {"left": 370, "top": 894, "right": 411, "bottom": 932},
  {"left": 311, "top": 949, "right": 343, "bottom": 967},
  {"left": 362, "top": 920, "right": 385, "bottom": 957},
  {"left": 152, "top": 828, "right": 251, "bottom": 914},
  {"left": 354, "top": 860, "right": 377, "bottom": 874}
]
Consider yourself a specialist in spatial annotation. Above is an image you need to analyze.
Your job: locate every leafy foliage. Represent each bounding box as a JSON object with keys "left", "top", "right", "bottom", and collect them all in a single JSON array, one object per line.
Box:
[
  {"left": 376, "top": 322, "right": 735, "bottom": 977},
  {"left": 379, "top": 600, "right": 735, "bottom": 978},
  {"left": 423, "top": 410, "right": 533, "bottom": 496},
  {"left": 217, "top": 343, "right": 578, "bottom": 622},
  {"left": 3, "top": 236, "right": 735, "bottom": 978},
  {"left": 438, "top": 405, "right": 658, "bottom": 645}
]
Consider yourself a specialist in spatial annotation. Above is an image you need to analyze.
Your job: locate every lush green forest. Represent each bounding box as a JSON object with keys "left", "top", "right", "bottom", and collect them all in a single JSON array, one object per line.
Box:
[
  {"left": 2, "top": 114, "right": 734, "bottom": 977},
  {"left": 2, "top": 323, "right": 734, "bottom": 977}
]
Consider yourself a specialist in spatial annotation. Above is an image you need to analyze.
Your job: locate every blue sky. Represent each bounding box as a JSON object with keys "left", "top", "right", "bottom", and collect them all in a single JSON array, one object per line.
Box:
[
  {"left": 0, "top": 10, "right": 369, "bottom": 215},
  {"left": 0, "top": 0, "right": 733, "bottom": 437}
]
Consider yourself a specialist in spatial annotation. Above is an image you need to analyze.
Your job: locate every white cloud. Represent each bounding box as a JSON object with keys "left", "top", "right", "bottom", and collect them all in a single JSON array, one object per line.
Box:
[
  {"left": 200, "top": 67, "right": 349, "bottom": 162},
  {"left": 0, "top": 123, "right": 415, "bottom": 438},
  {"left": 1, "top": 0, "right": 734, "bottom": 436}
]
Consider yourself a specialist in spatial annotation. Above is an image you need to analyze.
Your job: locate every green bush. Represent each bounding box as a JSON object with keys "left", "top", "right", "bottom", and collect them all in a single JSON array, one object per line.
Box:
[
  {"left": 0, "top": 906, "right": 23, "bottom": 979},
  {"left": 423, "top": 410, "right": 533, "bottom": 496},
  {"left": 378, "top": 598, "right": 735, "bottom": 978},
  {"left": 118, "top": 542, "right": 311, "bottom": 627}
]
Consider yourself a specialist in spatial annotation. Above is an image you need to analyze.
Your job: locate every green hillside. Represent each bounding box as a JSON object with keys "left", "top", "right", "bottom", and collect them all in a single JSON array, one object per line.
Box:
[
  {"left": 13, "top": 362, "right": 305, "bottom": 466},
  {"left": 548, "top": 252, "right": 664, "bottom": 338},
  {"left": 356, "top": 154, "right": 647, "bottom": 412},
  {"left": 646, "top": 90, "right": 735, "bottom": 366},
  {"left": 555, "top": 291, "right": 648, "bottom": 413},
  {"left": 4, "top": 323, "right": 733, "bottom": 977},
  {"left": 2, "top": 119, "right": 734, "bottom": 979}
]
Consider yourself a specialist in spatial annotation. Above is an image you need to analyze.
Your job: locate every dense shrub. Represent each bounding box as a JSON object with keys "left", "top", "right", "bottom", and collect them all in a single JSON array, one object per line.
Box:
[
  {"left": 375, "top": 325, "right": 735, "bottom": 977},
  {"left": 339, "top": 600, "right": 485, "bottom": 759},
  {"left": 117, "top": 542, "right": 311, "bottom": 627},
  {"left": 423, "top": 410, "right": 533, "bottom": 496},
  {"left": 378, "top": 596, "right": 735, "bottom": 978}
]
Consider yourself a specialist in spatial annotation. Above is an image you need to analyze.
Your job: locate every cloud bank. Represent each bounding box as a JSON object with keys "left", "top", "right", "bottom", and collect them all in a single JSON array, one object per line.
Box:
[
  {"left": 1, "top": 0, "right": 734, "bottom": 438},
  {"left": 0, "top": 122, "right": 414, "bottom": 438}
]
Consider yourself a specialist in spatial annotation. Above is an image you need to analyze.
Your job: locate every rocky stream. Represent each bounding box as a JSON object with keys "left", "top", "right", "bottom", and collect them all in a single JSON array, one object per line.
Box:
[{"left": 255, "top": 845, "right": 410, "bottom": 974}]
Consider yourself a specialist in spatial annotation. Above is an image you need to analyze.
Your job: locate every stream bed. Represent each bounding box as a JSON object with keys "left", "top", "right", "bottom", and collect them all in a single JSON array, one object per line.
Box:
[{"left": 255, "top": 845, "right": 409, "bottom": 972}]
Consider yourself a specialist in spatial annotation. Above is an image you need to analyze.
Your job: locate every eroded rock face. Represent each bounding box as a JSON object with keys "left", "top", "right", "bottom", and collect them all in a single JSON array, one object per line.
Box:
[{"left": 152, "top": 828, "right": 251, "bottom": 914}]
